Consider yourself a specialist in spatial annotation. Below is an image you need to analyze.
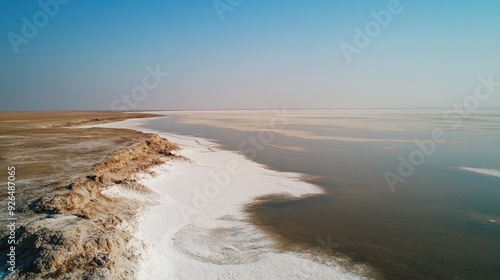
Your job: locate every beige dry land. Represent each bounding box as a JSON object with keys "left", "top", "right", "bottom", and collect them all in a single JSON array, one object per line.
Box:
[{"left": 0, "top": 112, "right": 180, "bottom": 279}]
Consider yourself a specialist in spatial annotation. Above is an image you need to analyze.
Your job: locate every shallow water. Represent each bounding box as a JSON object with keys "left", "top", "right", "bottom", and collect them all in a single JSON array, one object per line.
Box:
[{"left": 140, "top": 109, "right": 500, "bottom": 279}]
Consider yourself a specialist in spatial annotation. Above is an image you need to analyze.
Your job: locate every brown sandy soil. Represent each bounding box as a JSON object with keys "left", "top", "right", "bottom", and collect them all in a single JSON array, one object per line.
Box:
[{"left": 0, "top": 112, "right": 181, "bottom": 279}]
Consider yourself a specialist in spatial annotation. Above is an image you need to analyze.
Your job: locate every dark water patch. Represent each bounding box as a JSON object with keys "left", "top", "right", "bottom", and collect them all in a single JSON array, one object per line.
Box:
[{"left": 247, "top": 173, "right": 500, "bottom": 280}]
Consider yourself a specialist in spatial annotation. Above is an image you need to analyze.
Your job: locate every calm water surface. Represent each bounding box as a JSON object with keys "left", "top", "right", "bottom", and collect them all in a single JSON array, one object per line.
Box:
[{"left": 141, "top": 109, "right": 500, "bottom": 280}]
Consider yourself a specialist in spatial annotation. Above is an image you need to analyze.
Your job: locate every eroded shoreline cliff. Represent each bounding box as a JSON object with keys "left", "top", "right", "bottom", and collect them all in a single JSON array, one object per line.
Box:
[{"left": 0, "top": 112, "right": 180, "bottom": 279}]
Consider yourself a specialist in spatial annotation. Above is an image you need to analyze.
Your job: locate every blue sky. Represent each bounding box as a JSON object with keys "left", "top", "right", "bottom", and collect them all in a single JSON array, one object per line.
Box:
[{"left": 1, "top": 0, "right": 499, "bottom": 111}]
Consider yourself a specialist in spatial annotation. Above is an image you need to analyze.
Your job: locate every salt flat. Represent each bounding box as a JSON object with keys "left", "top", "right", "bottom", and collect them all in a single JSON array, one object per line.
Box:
[{"left": 95, "top": 117, "right": 370, "bottom": 280}]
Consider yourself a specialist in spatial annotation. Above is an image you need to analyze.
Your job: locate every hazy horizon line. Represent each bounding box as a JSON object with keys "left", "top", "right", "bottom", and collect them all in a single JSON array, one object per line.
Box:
[{"left": 2, "top": 107, "right": 500, "bottom": 113}]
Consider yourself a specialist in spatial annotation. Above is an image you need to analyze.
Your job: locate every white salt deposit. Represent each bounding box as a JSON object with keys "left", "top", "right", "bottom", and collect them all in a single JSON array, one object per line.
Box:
[
  {"left": 93, "top": 117, "right": 370, "bottom": 280},
  {"left": 459, "top": 167, "right": 500, "bottom": 178}
]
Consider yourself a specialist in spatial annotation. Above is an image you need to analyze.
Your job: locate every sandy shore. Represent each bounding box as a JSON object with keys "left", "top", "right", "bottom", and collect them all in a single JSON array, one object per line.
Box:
[
  {"left": 95, "top": 117, "right": 370, "bottom": 280},
  {"left": 0, "top": 112, "right": 179, "bottom": 279}
]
